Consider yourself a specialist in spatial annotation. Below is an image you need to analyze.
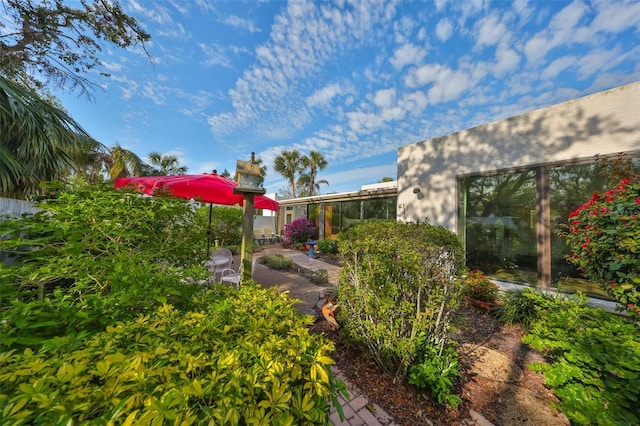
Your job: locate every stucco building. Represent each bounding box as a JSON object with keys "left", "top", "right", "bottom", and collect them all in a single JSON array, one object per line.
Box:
[{"left": 397, "top": 82, "right": 640, "bottom": 296}]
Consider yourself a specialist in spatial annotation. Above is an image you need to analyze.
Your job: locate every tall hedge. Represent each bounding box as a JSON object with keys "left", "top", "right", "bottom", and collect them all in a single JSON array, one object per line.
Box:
[{"left": 336, "top": 220, "right": 464, "bottom": 383}]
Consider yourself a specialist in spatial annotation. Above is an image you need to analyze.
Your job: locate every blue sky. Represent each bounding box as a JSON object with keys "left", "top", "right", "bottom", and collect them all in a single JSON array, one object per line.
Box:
[{"left": 55, "top": 0, "right": 640, "bottom": 195}]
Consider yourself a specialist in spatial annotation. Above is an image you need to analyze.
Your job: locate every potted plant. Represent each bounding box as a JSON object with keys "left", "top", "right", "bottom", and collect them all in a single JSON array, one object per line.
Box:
[{"left": 460, "top": 269, "right": 500, "bottom": 311}]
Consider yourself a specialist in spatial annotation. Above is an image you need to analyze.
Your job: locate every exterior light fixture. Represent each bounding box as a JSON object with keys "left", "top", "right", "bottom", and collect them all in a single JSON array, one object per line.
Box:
[{"left": 413, "top": 187, "right": 424, "bottom": 199}]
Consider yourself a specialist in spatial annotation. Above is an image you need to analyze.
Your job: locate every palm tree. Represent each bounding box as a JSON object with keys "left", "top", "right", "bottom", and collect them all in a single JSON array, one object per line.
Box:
[
  {"left": 0, "top": 75, "right": 95, "bottom": 198},
  {"left": 297, "top": 173, "right": 329, "bottom": 197},
  {"left": 274, "top": 149, "right": 305, "bottom": 198},
  {"left": 148, "top": 151, "right": 187, "bottom": 175},
  {"left": 301, "top": 151, "right": 328, "bottom": 197},
  {"left": 105, "top": 144, "right": 146, "bottom": 179}
]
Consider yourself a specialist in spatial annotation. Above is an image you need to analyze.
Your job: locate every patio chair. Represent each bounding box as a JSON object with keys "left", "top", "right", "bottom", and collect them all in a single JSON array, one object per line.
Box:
[
  {"left": 253, "top": 229, "right": 265, "bottom": 245},
  {"left": 220, "top": 258, "right": 257, "bottom": 290},
  {"left": 206, "top": 248, "right": 233, "bottom": 284},
  {"left": 263, "top": 227, "right": 276, "bottom": 244}
]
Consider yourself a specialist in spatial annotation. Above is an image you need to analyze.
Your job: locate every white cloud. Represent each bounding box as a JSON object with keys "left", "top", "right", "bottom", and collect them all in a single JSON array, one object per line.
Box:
[
  {"left": 524, "top": 0, "right": 589, "bottom": 64},
  {"left": 435, "top": 18, "right": 454, "bottom": 42},
  {"left": 373, "top": 88, "right": 396, "bottom": 108},
  {"left": 591, "top": 0, "right": 640, "bottom": 33},
  {"left": 306, "top": 83, "right": 345, "bottom": 107},
  {"left": 219, "top": 15, "right": 261, "bottom": 33},
  {"left": 493, "top": 45, "right": 520, "bottom": 75},
  {"left": 199, "top": 43, "right": 233, "bottom": 68},
  {"left": 475, "top": 13, "right": 509, "bottom": 48},
  {"left": 541, "top": 55, "right": 576, "bottom": 79},
  {"left": 404, "top": 64, "right": 473, "bottom": 104},
  {"left": 101, "top": 61, "right": 122, "bottom": 72},
  {"left": 575, "top": 48, "right": 623, "bottom": 80},
  {"left": 389, "top": 43, "right": 426, "bottom": 70},
  {"left": 208, "top": 0, "right": 396, "bottom": 138}
]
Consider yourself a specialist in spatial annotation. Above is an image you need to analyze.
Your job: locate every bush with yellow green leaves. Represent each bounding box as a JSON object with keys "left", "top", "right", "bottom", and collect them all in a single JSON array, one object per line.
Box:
[{"left": 0, "top": 284, "right": 347, "bottom": 425}]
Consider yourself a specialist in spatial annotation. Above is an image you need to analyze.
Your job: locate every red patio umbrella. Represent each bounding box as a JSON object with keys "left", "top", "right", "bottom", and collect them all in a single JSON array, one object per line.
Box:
[{"left": 115, "top": 172, "right": 279, "bottom": 252}]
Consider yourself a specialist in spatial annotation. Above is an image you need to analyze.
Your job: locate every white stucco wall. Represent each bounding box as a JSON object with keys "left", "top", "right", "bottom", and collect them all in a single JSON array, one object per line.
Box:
[{"left": 397, "top": 82, "right": 640, "bottom": 231}]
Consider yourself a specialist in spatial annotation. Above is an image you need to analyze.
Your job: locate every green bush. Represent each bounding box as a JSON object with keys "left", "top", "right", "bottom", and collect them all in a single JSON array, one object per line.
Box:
[
  {"left": 0, "top": 283, "right": 347, "bottom": 425},
  {"left": 0, "top": 182, "right": 208, "bottom": 350},
  {"left": 409, "top": 343, "right": 462, "bottom": 408},
  {"left": 200, "top": 205, "right": 243, "bottom": 247},
  {"left": 317, "top": 239, "right": 338, "bottom": 254},
  {"left": 261, "top": 253, "right": 293, "bottom": 270},
  {"left": 522, "top": 294, "right": 640, "bottom": 425},
  {"left": 310, "top": 269, "right": 328, "bottom": 284},
  {"left": 496, "top": 287, "right": 560, "bottom": 329},
  {"left": 336, "top": 220, "right": 464, "bottom": 396}
]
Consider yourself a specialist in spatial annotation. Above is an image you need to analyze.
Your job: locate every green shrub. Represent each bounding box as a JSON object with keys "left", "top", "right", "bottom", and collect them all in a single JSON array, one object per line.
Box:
[
  {"left": 261, "top": 253, "right": 293, "bottom": 270},
  {"left": 310, "top": 269, "right": 328, "bottom": 284},
  {"left": 317, "top": 239, "right": 338, "bottom": 254},
  {"left": 563, "top": 176, "right": 640, "bottom": 318},
  {"left": 496, "top": 287, "right": 560, "bottom": 329},
  {"left": 0, "top": 283, "right": 348, "bottom": 425},
  {"left": 0, "top": 182, "right": 208, "bottom": 350},
  {"left": 202, "top": 206, "right": 243, "bottom": 247},
  {"left": 409, "top": 342, "right": 462, "bottom": 408},
  {"left": 523, "top": 294, "right": 640, "bottom": 425},
  {"left": 336, "top": 220, "right": 464, "bottom": 395}
]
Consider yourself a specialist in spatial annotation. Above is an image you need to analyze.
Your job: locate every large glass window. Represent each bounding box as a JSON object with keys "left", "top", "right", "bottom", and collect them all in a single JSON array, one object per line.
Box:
[
  {"left": 340, "top": 200, "right": 362, "bottom": 232},
  {"left": 549, "top": 164, "right": 609, "bottom": 296},
  {"left": 550, "top": 159, "right": 640, "bottom": 297},
  {"left": 363, "top": 197, "right": 396, "bottom": 220},
  {"left": 462, "top": 170, "right": 537, "bottom": 284},
  {"left": 461, "top": 154, "right": 638, "bottom": 299}
]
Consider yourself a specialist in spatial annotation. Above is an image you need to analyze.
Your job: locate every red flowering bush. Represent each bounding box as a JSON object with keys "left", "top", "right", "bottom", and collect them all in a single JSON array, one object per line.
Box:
[
  {"left": 564, "top": 176, "right": 640, "bottom": 318},
  {"left": 284, "top": 218, "right": 316, "bottom": 248},
  {"left": 461, "top": 269, "right": 499, "bottom": 302}
]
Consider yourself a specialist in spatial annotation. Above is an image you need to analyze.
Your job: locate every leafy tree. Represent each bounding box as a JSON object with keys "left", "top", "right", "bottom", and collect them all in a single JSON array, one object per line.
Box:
[
  {"left": 297, "top": 173, "right": 329, "bottom": 197},
  {"left": 104, "top": 143, "right": 146, "bottom": 179},
  {"left": 301, "top": 150, "right": 328, "bottom": 196},
  {"left": 0, "top": 75, "right": 98, "bottom": 198},
  {"left": 274, "top": 149, "right": 305, "bottom": 198},
  {"left": 148, "top": 151, "right": 187, "bottom": 176},
  {"left": 0, "top": 0, "right": 151, "bottom": 96},
  {"left": 0, "top": 0, "right": 152, "bottom": 197},
  {"left": 65, "top": 134, "right": 111, "bottom": 183}
]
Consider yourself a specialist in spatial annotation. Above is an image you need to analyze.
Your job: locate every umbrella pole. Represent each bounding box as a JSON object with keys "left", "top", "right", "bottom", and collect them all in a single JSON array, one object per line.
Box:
[{"left": 207, "top": 203, "right": 213, "bottom": 255}]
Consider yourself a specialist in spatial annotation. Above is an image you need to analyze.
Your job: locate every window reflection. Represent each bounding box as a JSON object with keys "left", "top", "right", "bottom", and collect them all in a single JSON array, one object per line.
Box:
[{"left": 463, "top": 170, "right": 537, "bottom": 284}]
